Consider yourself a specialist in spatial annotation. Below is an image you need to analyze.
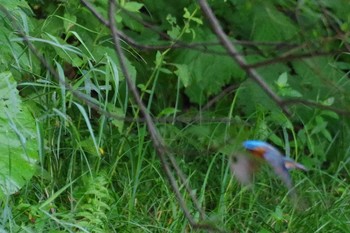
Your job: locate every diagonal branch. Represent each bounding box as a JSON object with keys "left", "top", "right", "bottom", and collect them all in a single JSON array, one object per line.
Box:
[
  {"left": 198, "top": 0, "right": 291, "bottom": 116},
  {"left": 107, "top": 0, "right": 215, "bottom": 229}
]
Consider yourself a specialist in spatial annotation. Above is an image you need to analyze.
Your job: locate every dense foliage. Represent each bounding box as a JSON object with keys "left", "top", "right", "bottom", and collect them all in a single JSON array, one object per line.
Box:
[{"left": 1, "top": 0, "right": 350, "bottom": 232}]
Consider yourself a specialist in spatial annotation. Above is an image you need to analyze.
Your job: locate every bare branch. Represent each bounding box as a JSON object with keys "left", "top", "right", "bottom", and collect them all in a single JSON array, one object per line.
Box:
[
  {"left": 282, "top": 98, "right": 350, "bottom": 116},
  {"left": 198, "top": 0, "right": 291, "bottom": 117},
  {"left": 81, "top": 0, "right": 344, "bottom": 71},
  {"left": 107, "top": 0, "right": 214, "bottom": 229},
  {"left": 80, "top": 0, "right": 109, "bottom": 26},
  {"left": 107, "top": 0, "right": 162, "bottom": 148},
  {"left": 246, "top": 50, "right": 344, "bottom": 69}
]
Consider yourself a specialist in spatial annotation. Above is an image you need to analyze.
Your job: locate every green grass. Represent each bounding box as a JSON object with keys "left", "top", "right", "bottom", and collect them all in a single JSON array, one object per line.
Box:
[
  {"left": 3, "top": 68, "right": 349, "bottom": 232},
  {"left": 4, "top": 65, "right": 349, "bottom": 232},
  {"left": 5, "top": 108, "right": 350, "bottom": 233}
]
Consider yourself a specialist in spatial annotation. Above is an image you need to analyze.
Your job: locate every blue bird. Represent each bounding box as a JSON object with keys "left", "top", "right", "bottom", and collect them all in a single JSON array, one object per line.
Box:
[{"left": 231, "top": 140, "right": 307, "bottom": 191}]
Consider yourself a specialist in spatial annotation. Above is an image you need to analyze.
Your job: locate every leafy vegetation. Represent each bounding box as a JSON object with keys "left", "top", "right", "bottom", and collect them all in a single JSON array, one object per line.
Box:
[{"left": 1, "top": 0, "right": 350, "bottom": 232}]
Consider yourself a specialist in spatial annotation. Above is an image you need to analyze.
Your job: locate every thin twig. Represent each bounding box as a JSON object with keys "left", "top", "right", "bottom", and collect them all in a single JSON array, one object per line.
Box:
[
  {"left": 80, "top": 0, "right": 109, "bottom": 26},
  {"left": 246, "top": 50, "right": 343, "bottom": 69},
  {"left": 79, "top": 0, "right": 291, "bottom": 56},
  {"left": 202, "top": 84, "right": 238, "bottom": 111},
  {"left": 282, "top": 98, "right": 350, "bottom": 116}
]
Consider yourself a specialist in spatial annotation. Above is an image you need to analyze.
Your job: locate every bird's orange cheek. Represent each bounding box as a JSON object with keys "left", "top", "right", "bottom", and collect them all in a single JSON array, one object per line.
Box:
[{"left": 248, "top": 148, "right": 266, "bottom": 158}]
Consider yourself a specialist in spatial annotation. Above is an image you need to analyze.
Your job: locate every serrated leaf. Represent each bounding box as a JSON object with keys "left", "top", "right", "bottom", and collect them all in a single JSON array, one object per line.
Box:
[
  {"left": 174, "top": 32, "right": 245, "bottom": 104},
  {"left": 0, "top": 72, "right": 38, "bottom": 198}
]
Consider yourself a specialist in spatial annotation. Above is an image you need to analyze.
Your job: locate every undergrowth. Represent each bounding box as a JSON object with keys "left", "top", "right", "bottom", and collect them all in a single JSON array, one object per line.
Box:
[{"left": 1, "top": 0, "right": 350, "bottom": 232}]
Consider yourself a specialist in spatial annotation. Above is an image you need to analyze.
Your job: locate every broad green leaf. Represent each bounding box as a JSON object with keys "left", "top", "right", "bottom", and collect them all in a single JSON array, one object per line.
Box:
[
  {"left": 118, "top": 2, "right": 144, "bottom": 32},
  {"left": 0, "top": 72, "right": 38, "bottom": 197},
  {"left": 174, "top": 31, "right": 245, "bottom": 104},
  {"left": 252, "top": 3, "right": 298, "bottom": 42}
]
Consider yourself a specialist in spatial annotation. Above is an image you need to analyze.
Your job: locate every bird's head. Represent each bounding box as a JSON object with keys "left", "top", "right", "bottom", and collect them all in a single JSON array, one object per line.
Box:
[{"left": 243, "top": 140, "right": 270, "bottom": 158}]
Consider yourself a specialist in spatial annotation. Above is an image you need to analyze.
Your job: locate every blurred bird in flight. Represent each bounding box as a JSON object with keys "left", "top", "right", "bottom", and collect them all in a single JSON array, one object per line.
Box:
[{"left": 230, "top": 140, "right": 307, "bottom": 193}]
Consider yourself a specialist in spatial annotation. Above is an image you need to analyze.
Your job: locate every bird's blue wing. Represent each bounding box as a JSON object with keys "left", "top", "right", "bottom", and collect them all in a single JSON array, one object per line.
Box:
[
  {"left": 264, "top": 150, "right": 293, "bottom": 189},
  {"left": 243, "top": 140, "right": 270, "bottom": 150}
]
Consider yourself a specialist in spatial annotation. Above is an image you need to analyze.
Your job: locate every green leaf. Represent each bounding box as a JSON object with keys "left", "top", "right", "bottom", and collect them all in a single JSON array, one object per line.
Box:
[
  {"left": 321, "top": 110, "right": 339, "bottom": 119},
  {"left": 157, "top": 107, "right": 179, "bottom": 117},
  {"left": 322, "top": 97, "right": 335, "bottom": 106},
  {"left": 107, "top": 104, "right": 125, "bottom": 133},
  {"left": 289, "top": 90, "right": 303, "bottom": 97},
  {"left": 183, "top": 8, "right": 202, "bottom": 25},
  {"left": 166, "top": 14, "right": 181, "bottom": 39},
  {"left": 252, "top": 3, "right": 298, "bottom": 42},
  {"left": 174, "top": 64, "right": 190, "bottom": 87},
  {"left": 271, "top": 205, "right": 284, "bottom": 221},
  {"left": 63, "top": 12, "right": 77, "bottom": 32},
  {"left": 321, "top": 128, "right": 332, "bottom": 142},
  {"left": 137, "top": 84, "right": 151, "bottom": 94},
  {"left": 0, "top": 0, "right": 32, "bottom": 12},
  {"left": 155, "top": 51, "right": 163, "bottom": 67},
  {"left": 276, "top": 72, "right": 289, "bottom": 88},
  {"left": 123, "top": 2, "right": 144, "bottom": 12},
  {"left": 0, "top": 72, "right": 38, "bottom": 197},
  {"left": 311, "top": 116, "right": 328, "bottom": 135},
  {"left": 174, "top": 31, "right": 245, "bottom": 104}
]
